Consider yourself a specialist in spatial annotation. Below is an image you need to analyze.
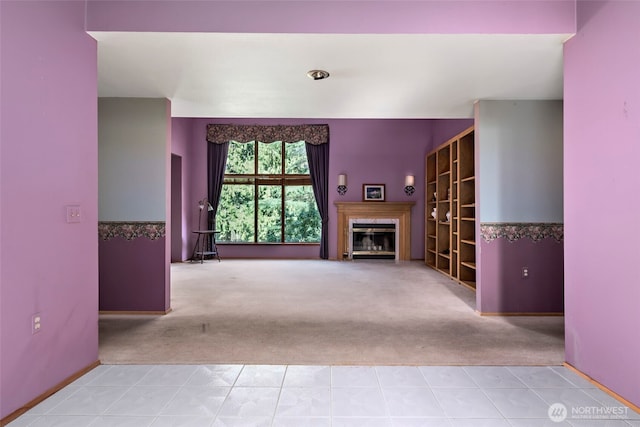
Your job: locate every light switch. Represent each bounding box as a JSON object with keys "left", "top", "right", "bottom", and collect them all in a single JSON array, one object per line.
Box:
[{"left": 65, "top": 205, "right": 81, "bottom": 223}]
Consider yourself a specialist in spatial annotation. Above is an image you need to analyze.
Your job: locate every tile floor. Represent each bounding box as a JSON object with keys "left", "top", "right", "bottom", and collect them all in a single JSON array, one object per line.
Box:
[{"left": 8, "top": 365, "right": 639, "bottom": 426}]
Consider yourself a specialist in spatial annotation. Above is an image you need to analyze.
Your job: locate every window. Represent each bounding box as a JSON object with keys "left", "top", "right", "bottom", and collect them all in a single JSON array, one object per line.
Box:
[{"left": 216, "top": 140, "right": 321, "bottom": 243}]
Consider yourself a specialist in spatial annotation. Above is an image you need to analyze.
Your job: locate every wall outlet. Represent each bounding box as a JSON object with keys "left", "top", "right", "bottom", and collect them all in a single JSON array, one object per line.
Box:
[
  {"left": 32, "top": 313, "right": 41, "bottom": 334},
  {"left": 522, "top": 267, "right": 529, "bottom": 279},
  {"left": 65, "top": 205, "right": 81, "bottom": 223}
]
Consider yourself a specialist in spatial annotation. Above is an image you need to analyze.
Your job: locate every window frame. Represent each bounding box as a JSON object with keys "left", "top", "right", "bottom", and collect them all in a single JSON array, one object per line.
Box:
[{"left": 220, "top": 140, "right": 319, "bottom": 244}]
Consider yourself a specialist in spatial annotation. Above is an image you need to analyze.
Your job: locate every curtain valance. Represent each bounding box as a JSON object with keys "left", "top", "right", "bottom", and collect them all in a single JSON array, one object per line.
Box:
[{"left": 207, "top": 124, "right": 329, "bottom": 145}]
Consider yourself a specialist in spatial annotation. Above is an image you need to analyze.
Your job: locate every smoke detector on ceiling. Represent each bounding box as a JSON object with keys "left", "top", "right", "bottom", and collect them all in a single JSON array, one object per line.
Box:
[{"left": 307, "top": 70, "right": 330, "bottom": 80}]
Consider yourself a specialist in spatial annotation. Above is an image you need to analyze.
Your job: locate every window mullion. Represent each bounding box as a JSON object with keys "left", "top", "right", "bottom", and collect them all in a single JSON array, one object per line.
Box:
[
  {"left": 281, "top": 142, "right": 286, "bottom": 243},
  {"left": 254, "top": 142, "right": 259, "bottom": 243}
]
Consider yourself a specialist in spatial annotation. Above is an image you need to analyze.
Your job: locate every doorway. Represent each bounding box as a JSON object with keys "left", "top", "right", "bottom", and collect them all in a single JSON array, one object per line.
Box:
[{"left": 171, "top": 154, "right": 182, "bottom": 262}]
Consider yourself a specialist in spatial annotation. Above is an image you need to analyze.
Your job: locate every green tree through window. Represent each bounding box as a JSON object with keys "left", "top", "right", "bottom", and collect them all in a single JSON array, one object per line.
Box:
[{"left": 216, "top": 140, "right": 321, "bottom": 243}]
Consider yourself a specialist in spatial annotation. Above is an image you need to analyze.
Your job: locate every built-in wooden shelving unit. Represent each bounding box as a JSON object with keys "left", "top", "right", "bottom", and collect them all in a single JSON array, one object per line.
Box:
[{"left": 425, "top": 126, "right": 476, "bottom": 289}]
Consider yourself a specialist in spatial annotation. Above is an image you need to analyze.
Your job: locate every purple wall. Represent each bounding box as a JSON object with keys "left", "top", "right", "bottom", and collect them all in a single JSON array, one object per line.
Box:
[
  {"left": 171, "top": 119, "right": 196, "bottom": 261},
  {"left": 328, "top": 119, "right": 431, "bottom": 259},
  {"left": 99, "top": 238, "right": 168, "bottom": 312},
  {"left": 479, "top": 238, "right": 564, "bottom": 313},
  {"left": 564, "top": 1, "right": 640, "bottom": 407},
  {"left": 178, "top": 118, "right": 432, "bottom": 260},
  {"left": 98, "top": 98, "right": 172, "bottom": 313},
  {"left": 431, "top": 119, "right": 475, "bottom": 152},
  {"left": 86, "top": 0, "right": 575, "bottom": 34},
  {"left": 474, "top": 101, "right": 564, "bottom": 315},
  {"left": 171, "top": 120, "right": 192, "bottom": 261},
  {"left": 217, "top": 244, "right": 321, "bottom": 260},
  {"left": 171, "top": 154, "right": 183, "bottom": 262},
  {"left": 9, "top": 0, "right": 640, "bottom": 418},
  {"left": 0, "top": 1, "right": 99, "bottom": 418}
]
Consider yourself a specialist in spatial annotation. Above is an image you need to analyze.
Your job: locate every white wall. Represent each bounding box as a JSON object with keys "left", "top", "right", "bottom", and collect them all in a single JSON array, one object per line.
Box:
[
  {"left": 98, "top": 98, "right": 170, "bottom": 221},
  {"left": 476, "top": 100, "right": 563, "bottom": 223}
]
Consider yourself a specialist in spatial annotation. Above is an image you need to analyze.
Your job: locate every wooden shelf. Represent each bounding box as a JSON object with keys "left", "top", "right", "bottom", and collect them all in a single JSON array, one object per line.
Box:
[
  {"left": 461, "top": 280, "right": 476, "bottom": 290},
  {"left": 425, "top": 126, "right": 476, "bottom": 291}
]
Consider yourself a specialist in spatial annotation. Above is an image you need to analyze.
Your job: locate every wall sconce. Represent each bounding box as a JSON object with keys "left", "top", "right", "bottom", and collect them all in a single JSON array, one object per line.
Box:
[
  {"left": 404, "top": 175, "right": 415, "bottom": 196},
  {"left": 337, "top": 174, "right": 348, "bottom": 195}
]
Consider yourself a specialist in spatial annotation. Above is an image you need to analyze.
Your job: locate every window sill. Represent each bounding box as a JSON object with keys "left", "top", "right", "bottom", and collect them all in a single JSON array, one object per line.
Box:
[{"left": 217, "top": 242, "right": 320, "bottom": 246}]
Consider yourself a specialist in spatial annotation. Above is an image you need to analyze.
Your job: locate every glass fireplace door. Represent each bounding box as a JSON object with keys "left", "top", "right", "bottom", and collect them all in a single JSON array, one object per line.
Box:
[{"left": 351, "top": 223, "right": 396, "bottom": 259}]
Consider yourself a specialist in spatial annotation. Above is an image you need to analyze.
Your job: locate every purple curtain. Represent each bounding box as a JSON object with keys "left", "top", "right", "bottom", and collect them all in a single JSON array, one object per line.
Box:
[
  {"left": 305, "top": 142, "right": 329, "bottom": 259},
  {"left": 207, "top": 141, "right": 229, "bottom": 229}
]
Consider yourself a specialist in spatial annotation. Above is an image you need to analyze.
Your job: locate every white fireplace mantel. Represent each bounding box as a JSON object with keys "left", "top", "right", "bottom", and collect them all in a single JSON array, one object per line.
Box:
[{"left": 334, "top": 202, "right": 415, "bottom": 261}]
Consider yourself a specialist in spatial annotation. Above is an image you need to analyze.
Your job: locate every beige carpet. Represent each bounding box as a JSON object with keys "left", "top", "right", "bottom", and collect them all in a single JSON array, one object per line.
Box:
[{"left": 99, "top": 260, "right": 564, "bottom": 366}]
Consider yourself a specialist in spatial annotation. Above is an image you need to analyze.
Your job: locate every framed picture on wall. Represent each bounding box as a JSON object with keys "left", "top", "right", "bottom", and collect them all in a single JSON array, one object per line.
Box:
[{"left": 363, "top": 184, "right": 385, "bottom": 202}]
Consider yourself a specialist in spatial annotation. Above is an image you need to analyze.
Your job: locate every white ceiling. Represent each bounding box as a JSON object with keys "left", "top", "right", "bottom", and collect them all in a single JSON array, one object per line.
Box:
[{"left": 91, "top": 32, "right": 569, "bottom": 119}]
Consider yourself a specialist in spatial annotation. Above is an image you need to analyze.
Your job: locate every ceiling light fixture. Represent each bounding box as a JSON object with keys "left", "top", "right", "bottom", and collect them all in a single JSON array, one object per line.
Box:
[{"left": 307, "top": 69, "right": 330, "bottom": 80}]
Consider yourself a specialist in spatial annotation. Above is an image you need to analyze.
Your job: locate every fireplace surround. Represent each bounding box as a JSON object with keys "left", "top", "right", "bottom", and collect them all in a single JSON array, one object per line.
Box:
[{"left": 334, "top": 202, "right": 415, "bottom": 261}]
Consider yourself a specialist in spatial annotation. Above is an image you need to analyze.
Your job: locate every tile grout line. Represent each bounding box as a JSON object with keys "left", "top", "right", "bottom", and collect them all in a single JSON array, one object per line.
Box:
[{"left": 9, "top": 365, "right": 639, "bottom": 426}]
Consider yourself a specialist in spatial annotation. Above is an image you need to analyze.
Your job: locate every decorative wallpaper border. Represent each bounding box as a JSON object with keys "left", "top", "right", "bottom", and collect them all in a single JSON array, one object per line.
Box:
[
  {"left": 99, "top": 222, "right": 166, "bottom": 241},
  {"left": 480, "top": 223, "right": 563, "bottom": 243}
]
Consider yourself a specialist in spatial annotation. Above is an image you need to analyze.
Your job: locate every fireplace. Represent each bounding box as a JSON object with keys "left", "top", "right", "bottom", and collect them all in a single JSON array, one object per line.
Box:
[
  {"left": 335, "top": 202, "right": 414, "bottom": 261},
  {"left": 350, "top": 220, "right": 397, "bottom": 260}
]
